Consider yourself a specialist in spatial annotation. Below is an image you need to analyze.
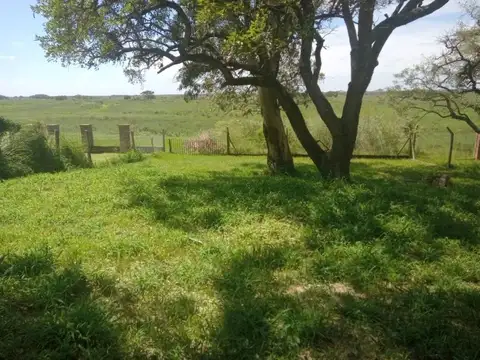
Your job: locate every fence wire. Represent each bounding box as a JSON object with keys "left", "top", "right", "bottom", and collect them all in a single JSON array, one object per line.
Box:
[
  {"left": 68, "top": 124, "right": 479, "bottom": 161},
  {"left": 166, "top": 137, "right": 227, "bottom": 155}
]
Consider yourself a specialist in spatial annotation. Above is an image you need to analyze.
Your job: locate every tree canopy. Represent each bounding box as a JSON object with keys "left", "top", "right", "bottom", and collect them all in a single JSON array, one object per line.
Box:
[{"left": 33, "top": 0, "right": 451, "bottom": 178}]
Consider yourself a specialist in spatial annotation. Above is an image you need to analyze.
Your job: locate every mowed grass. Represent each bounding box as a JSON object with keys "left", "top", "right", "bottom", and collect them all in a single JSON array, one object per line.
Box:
[{"left": 0, "top": 155, "right": 479, "bottom": 359}]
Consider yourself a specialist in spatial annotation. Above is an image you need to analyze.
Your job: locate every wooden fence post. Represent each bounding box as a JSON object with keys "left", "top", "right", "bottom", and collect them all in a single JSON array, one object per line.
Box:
[
  {"left": 162, "top": 130, "right": 166, "bottom": 152},
  {"left": 226, "top": 127, "right": 231, "bottom": 155},
  {"left": 475, "top": 133, "right": 480, "bottom": 160},
  {"left": 151, "top": 137, "right": 155, "bottom": 153},
  {"left": 80, "top": 124, "right": 94, "bottom": 149},
  {"left": 447, "top": 127, "right": 454, "bottom": 168},
  {"left": 168, "top": 138, "right": 172, "bottom": 153}
]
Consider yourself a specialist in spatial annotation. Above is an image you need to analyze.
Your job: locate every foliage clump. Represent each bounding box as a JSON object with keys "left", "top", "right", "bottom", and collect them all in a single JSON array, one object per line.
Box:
[{"left": 0, "top": 118, "right": 91, "bottom": 180}]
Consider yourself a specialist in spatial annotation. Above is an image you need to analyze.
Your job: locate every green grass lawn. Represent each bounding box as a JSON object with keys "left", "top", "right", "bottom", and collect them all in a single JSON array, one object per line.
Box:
[{"left": 0, "top": 155, "right": 479, "bottom": 359}]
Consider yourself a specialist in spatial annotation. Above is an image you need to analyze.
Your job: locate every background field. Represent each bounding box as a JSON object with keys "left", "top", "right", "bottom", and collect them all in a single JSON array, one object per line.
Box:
[{"left": 0, "top": 94, "right": 478, "bottom": 160}]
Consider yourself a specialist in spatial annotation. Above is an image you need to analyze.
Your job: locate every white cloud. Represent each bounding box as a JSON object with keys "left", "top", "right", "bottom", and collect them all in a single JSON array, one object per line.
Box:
[{"left": 0, "top": 55, "right": 16, "bottom": 61}]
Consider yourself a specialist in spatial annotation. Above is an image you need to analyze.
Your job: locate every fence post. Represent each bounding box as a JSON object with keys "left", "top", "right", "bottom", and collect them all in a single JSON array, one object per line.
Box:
[
  {"left": 168, "top": 138, "right": 172, "bottom": 153},
  {"left": 226, "top": 127, "right": 231, "bottom": 155},
  {"left": 118, "top": 124, "right": 131, "bottom": 153},
  {"left": 162, "top": 130, "right": 166, "bottom": 152},
  {"left": 47, "top": 124, "right": 60, "bottom": 150},
  {"left": 130, "top": 130, "right": 136, "bottom": 150},
  {"left": 475, "top": 133, "right": 480, "bottom": 160},
  {"left": 151, "top": 137, "right": 155, "bottom": 153},
  {"left": 80, "top": 124, "right": 94, "bottom": 150},
  {"left": 447, "top": 127, "right": 454, "bottom": 168},
  {"left": 85, "top": 130, "right": 93, "bottom": 164}
]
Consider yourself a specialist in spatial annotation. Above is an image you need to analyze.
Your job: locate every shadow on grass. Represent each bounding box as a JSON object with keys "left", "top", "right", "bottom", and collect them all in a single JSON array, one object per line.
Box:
[
  {"left": 120, "top": 159, "right": 480, "bottom": 358},
  {"left": 206, "top": 245, "right": 346, "bottom": 359},
  {"left": 0, "top": 248, "right": 122, "bottom": 359},
  {"left": 123, "top": 160, "right": 479, "bottom": 247},
  {"left": 204, "top": 244, "right": 480, "bottom": 359}
]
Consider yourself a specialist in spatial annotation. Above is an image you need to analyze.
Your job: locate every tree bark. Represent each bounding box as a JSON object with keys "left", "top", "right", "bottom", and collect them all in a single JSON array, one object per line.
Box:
[
  {"left": 273, "top": 84, "right": 333, "bottom": 176},
  {"left": 327, "top": 132, "right": 356, "bottom": 179},
  {"left": 259, "top": 87, "right": 295, "bottom": 174}
]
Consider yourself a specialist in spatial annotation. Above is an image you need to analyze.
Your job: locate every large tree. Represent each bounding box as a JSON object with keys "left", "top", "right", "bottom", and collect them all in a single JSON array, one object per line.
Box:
[
  {"left": 34, "top": 0, "right": 449, "bottom": 178},
  {"left": 174, "top": 2, "right": 299, "bottom": 174},
  {"left": 34, "top": 0, "right": 297, "bottom": 174},
  {"left": 394, "top": 1, "right": 479, "bottom": 133}
]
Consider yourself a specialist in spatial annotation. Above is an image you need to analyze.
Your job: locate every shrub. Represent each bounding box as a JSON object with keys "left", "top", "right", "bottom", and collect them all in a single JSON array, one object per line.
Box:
[
  {"left": 0, "top": 123, "right": 63, "bottom": 179},
  {"left": 0, "top": 121, "right": 91, "bottom": 180},
  {"left": 124, "top": 95, "right": 132, "bottom": 100},
  {"left": 119, "top": 150, "right": 145, "bottom": 163},
  {"left": 99, "top": 150, "right": 146, "bottom": 167},
  {"left": 54, "top": 95, "right": 68, "bottom": 101},
  {"left": 0, "top": 116, "right": 21, "bottom": 135},
  {"left": 58, "top": 140, "right": 92, "bottom": 170}
]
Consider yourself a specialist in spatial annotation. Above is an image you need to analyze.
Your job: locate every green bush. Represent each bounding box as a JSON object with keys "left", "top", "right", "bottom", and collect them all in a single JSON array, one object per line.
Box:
[
  {"left": 119, "top": 149, "right": 145, "bottom": 163},
  {"left": 99, "top": 150, "right": 146, "bottom": 167},
  {"left": 58, "top": 139, "right": 92, "bottom": 170},
  {"left": 0, "top": 116, "right": 21, "bottom": 135},
  {"left": 0, "top": 123, "right": 63, "bottom": 179},
  {"left": 0, "top": 120, "right": 91, "bottom": 180}
]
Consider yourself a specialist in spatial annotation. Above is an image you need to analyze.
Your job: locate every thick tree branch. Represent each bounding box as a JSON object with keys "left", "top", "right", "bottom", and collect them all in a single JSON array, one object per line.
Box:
[
  {"left": 298, "top": 0, "right": 340, "bottom": 134},
  {"left": 373, "top": 0, "right": 449, "bottom": 40},
  {"left": 312, "top": 32, "right": 324, "bottom": 82},
  {"left": 341, "top": 0, "right": 359, "bottom": 49}
]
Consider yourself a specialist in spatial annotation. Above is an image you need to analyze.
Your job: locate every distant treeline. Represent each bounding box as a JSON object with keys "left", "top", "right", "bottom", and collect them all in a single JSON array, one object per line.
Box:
[{"left": 0, "top": 94, "right": 159, "bottom": 100}]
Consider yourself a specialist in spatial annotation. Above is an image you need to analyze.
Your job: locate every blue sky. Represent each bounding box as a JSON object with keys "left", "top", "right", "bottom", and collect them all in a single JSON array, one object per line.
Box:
[{"left": 0, "top": 0, "right": 465, "bottom": 96}]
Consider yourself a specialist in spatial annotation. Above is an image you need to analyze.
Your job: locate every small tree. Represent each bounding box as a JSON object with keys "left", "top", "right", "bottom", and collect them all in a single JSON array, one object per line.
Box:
[
  {"left": 141, "top": 90, "right": 155, "bottom": 100},
  {"left": 394, "top": 1, "right": 479, "bottom": 133}
]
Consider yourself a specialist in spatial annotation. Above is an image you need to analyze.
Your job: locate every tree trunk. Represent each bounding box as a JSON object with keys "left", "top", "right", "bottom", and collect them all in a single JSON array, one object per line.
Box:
[
  {"left": 275, "top": 83, "right": 358, "bottom": 179},
  {"left": 327, "top": 133, "right": 356, "bottom": 179},
  {"left": 274, "top": 84, "right": 331, "bottom": 176},
  {"left": 259, "top": 87, "right": 295, "bottom": 174}
]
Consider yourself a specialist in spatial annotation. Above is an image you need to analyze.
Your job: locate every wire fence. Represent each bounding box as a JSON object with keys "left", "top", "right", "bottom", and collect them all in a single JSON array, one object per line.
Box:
[
  {"left": 51, "top": 123, "right": 480, "bottom": 162},
  {"left": 166, "top": 136, "right": 227, "bottom": 155},
  {"left": 416, "top": 130, "right": 478, "bottom": 160}
]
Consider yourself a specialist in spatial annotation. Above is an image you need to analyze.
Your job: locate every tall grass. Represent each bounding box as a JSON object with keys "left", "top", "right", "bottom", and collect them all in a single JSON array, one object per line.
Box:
[
  {"left": 0, "top": 119, "right": 91, "bottom": 180},
  {"left": 221, "top": 113, "right": 409, "bottom": 156}
]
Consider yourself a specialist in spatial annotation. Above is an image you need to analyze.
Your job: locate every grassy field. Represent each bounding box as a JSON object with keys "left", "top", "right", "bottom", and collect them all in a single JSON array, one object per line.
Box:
[
  {"left": 0, "top": 155, "right": 479, "bottom": 359},
  {"left": 0, "top": 95, "right": 478, "bottom": 159}
]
